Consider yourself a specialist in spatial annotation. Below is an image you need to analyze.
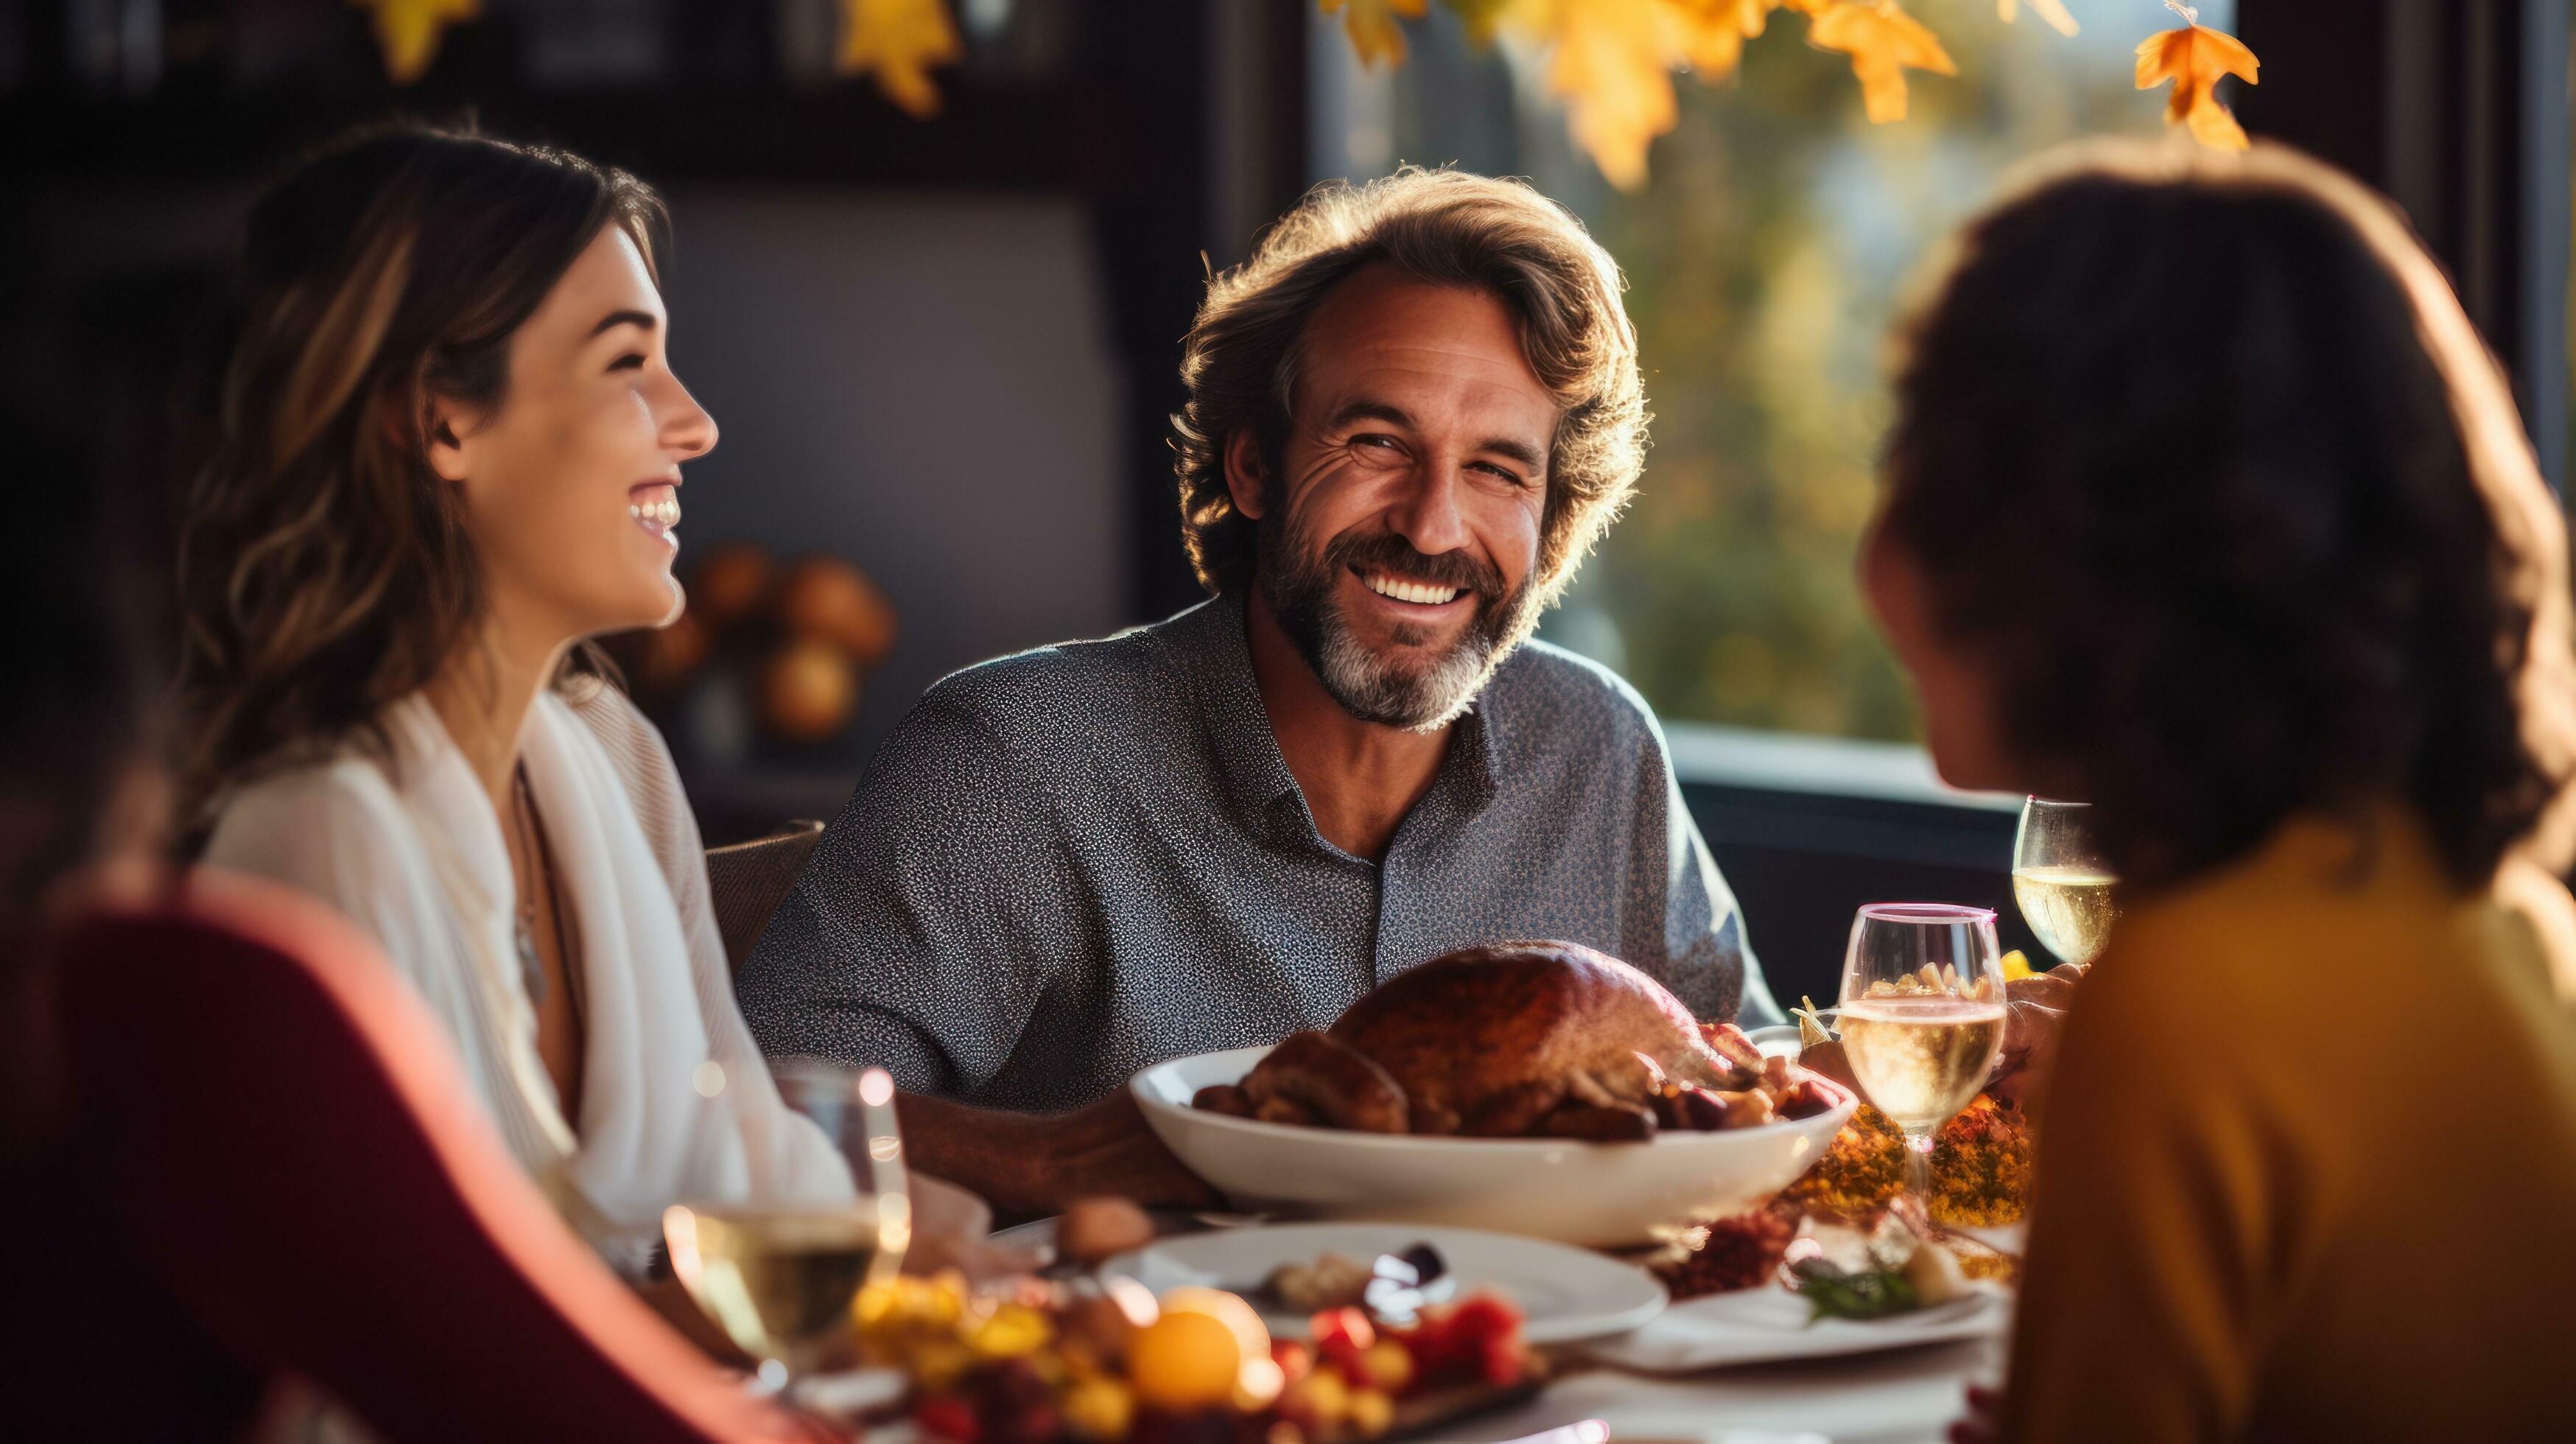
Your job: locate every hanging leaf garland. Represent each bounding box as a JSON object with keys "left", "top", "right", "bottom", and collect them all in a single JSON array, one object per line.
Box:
[
  {"left": 1509, "top": 0, "right": 1680, "bottom": 191},
  {"left": 1315, "top": 0, "right": 2267, "bottom": 188},
  {"left": 349, "top": 0, "right": 479, "bottom": 85},
  {"left": 2135, "top": 2, "right": 2261, "bottom": 151},
  {"left": 836, "top": 0, "right": 964, "bottom": 118},
  {"left": 1807, "top": 1, "right": 1956, "bottom": 125},
  {"left": 1327, "top": 0, "right": 1434, "bottom": 68},
  {"left": 1665, "top": 0, "right": 1803, "bottom": 78},
  {"left": 1998, "top": 0, "right": 2080, "bottom": 39}
]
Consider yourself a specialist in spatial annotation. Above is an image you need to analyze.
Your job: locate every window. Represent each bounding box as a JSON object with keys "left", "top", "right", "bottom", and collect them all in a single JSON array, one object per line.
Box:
[{"left": 1310, "top": 0, "right": 2238, "bottom": 743}]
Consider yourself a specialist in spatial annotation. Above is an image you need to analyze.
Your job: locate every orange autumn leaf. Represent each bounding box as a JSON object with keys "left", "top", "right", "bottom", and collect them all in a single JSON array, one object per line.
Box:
[
  {"left": 837, "top": 0, "right": 963, "bottom": 119},
  {"left": 1325, "top": 0, "right": 1429, "bottom": 69},
  {"left": 1997, "top": 0, "right": 2077, "bottom": 38},
  {"left": 1663, "top": 0, "right": 1783, "bottom": 77},
  {"left": 2135, "top": 18, "right": 2259, "bottom": 150},
  {"left": 1526, "top": 0, "right": 1680, "bottom": 191},
  {"left": 1808, "top": 1, "right": 1956, "bottom": 125},
  {"left": 1447, "top": 0, "right": 1516, "bottom": 46},
  {"left": 349, "top": 0, "right": 478, "bottom": 85}
]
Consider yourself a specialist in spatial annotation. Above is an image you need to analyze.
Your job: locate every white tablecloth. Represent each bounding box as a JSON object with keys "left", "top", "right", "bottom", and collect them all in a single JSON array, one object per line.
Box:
[{"left": 1458, "top": 1337, "right": 2001, "bottom": 1444}]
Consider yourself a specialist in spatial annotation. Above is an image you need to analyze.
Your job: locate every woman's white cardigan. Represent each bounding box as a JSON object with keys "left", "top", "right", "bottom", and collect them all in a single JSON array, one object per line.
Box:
[{"left": 205, "top": 684, "right": 850, "bottom": 1263}]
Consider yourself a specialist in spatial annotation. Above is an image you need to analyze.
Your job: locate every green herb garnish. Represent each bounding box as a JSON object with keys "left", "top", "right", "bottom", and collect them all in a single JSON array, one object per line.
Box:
[{"left": 1789, "top": 1257, "right": 1922, "bottom": 1322}]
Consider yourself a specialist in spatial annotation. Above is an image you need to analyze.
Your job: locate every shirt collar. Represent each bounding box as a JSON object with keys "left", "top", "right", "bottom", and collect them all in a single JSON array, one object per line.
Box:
[{"left": 1157, "top": 589, "right": 1509, "bottom": 833}]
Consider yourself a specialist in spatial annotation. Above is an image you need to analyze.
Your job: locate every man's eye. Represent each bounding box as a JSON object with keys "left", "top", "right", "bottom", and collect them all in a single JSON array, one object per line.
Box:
[
  {"left": 609, "top": 353, "right": 647, "bottom": 372},
  {"left": 1473, "top": 462, "right": 1524, "bottom": 483},
  {"left": 1354, "top": 433, "right": 1402, "bottom": 450}
]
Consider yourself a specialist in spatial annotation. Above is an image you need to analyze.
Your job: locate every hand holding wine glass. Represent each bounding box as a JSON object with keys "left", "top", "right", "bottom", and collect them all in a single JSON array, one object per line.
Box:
[{"left": 1838, "top": 904, "right": 2007, "bottom": 1218}]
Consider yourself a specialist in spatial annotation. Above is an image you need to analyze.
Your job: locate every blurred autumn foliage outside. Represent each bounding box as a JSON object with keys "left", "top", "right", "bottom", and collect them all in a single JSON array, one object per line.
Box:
[{"left": 1350, "top": 0, "right": 2241, "bottom": 740}]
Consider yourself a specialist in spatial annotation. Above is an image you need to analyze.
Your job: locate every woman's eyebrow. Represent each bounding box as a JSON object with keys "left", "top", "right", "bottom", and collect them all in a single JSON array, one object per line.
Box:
[{"left": 589, "top": 309, "right": 659, "bottom": 338}]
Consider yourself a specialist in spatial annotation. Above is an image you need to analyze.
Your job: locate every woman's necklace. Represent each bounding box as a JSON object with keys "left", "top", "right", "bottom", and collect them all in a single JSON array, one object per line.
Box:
[{"left": 510, "top": 763, "right": 550, "bottom": 1009}]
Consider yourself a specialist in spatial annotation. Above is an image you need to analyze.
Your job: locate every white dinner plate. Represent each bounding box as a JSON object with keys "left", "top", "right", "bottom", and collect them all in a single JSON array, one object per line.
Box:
[
  {"left": 1581, "top": 1281, "right": 2010, "bottom": 1373},
  {"left": 1101, "top": 1221, "right": 1669, "bottom": 1345}
]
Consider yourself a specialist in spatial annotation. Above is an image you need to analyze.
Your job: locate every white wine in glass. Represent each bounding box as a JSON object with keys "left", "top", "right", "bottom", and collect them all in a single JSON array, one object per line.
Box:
[
  {"left": 1839, "top": 904, "right": 2007, "bottom": 1214},
  {"left": 664, "top": 1203, "right": 896, "bottom": 1369},
  {"left": 1836, "top": 995, "right": 2006, "bottom": 1135},
  {"left": 666, "top": 1062, "right": 910, "bottom": 1390},
  {"left": 2012, "top": 797, "right": 2120, "bottom": 965}
]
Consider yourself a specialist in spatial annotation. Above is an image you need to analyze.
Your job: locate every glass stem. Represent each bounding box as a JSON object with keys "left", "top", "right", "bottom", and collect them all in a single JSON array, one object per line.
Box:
[{"left": 1905, "top": 1130, "right": 1937, "bottom": 1215}]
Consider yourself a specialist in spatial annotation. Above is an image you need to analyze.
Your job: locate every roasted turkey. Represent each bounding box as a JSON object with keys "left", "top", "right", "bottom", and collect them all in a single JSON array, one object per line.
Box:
[{"left": 1194, "top": 940, "right": 1833, "bottom": 1140}]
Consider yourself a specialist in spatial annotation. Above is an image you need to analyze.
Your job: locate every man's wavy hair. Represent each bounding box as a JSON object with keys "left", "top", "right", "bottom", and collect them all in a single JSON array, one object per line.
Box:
[
  {"left": 1881, "top": 139, "right": 2576, "bottom": 891},
  {"left": 175, "top": 123, "right": 659, "bottom": 824},
  {"left": 1172, "top": 168, "right": 1646, "bottom": 609}
]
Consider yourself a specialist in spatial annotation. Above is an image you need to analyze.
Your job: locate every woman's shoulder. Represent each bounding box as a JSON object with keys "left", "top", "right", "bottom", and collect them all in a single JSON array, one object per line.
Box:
[
  {"left": 552, "top": 679, "right": 697, "bottom": 848},
  {"left": 205, "top": 752, "right": 413, "bottom": 861}
]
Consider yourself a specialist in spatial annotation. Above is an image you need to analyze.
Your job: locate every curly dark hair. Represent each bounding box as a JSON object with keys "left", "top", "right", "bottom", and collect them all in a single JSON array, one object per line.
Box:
[
  {"left": 1879, "top": 140, "right": 2576, "bottom": 890},
  {"left": 1171, "top": 168, "right": 1646, "bottom": 609}
]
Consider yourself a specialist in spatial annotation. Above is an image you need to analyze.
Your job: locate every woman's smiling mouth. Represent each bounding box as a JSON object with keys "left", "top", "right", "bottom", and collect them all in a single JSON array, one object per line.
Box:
[{"left": 629, "top": 481, "right": 680, "bottom": 548}]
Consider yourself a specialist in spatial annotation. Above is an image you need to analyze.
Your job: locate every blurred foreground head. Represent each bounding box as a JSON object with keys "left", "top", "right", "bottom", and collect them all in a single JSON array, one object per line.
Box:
[{"left": 1865, "top": 139, "right": 2576, "bottom": 890}]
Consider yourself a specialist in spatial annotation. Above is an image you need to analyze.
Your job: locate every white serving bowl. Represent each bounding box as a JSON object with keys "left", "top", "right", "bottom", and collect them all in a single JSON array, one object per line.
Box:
[{"left": 1130, "top": 1045, "right": 1856, "bottom": 1248}]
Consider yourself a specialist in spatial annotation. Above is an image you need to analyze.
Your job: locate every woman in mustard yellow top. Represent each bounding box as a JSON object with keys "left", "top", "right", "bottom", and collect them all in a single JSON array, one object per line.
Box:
[{"left": 1860, "top": 140, "right": 2576, "bottom": 1440}]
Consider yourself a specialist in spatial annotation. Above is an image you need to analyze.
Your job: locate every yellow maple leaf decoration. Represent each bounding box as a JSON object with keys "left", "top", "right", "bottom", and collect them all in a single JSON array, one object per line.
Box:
[
  {"left": 1522, "top": 0, "right": 1680, "bottom": 191},
  {"left": 1325, "top": 0, "right": 1431, "bottom": 69},
  {"left": 349, "top": 0, "right": 478, "bottom": 85},
  {"left": 2135, "top": 14, "right": 2260, "bottom": 150},
  {"left": 837, "top": 0, "right": 964, "bottom": 119},
  {"left": 1447, "top": 0, "right": 1517, "bottom": 46},
  {"left": 1663, "top": 0, "right": 1780, "bottom": 77},
  {"left": 1808, "top": 1, "right": 1956, "bottom": 125},
  {"left": 1996, "top": 0, "right": 2078, "bottom": 38}
]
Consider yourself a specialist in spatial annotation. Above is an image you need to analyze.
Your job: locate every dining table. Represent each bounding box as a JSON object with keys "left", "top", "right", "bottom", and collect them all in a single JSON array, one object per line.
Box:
[
  {"left": 972, "top": 1209, "right": 2004, "bottom": 1444},
  {"left": 1461, "top": 1336, "right": 1996, "bottom": 1444}
]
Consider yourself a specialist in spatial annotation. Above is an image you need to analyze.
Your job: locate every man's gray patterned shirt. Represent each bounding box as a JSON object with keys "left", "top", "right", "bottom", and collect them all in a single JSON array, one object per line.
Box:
[{"left": 736, "top": 592, "right": 1780, "bottom": 1112}]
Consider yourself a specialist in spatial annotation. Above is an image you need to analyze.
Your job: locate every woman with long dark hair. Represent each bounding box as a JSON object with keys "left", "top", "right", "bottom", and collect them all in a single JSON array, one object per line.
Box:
[
  {"left": 172, "top": 125, "right": 998, "bottom": 1265},
  {"left": 1862, "top": 141, "right": 2576, "bottom": 1439}
]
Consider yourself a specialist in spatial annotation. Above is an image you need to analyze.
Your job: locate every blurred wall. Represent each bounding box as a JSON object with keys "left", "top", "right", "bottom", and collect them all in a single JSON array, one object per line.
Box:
[
  {"left": 12, "top": 181, "right": 1135, "bottom": 833},
  {"left": 657, "top": 189, "right": 1134, "bottom": 820}
]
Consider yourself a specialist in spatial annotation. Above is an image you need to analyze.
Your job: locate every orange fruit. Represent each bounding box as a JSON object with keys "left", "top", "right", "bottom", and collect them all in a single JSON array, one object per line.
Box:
[
  {"left": 759, "top": 636, "right": 859, "bottom": 741},
  {"left": 689, "top": 542, "right": 772, "bottom": 624},
  {"left": 1127, "top": 1310, "right": 1243, "bottom": 1410},
  {"left": 773, "top": 555, "right": 899, "bottom": 665}
]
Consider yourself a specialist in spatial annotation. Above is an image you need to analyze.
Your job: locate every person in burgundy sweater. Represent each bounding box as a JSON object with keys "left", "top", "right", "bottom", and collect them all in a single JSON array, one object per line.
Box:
[{"left": 0, "top": 416, "right": 809, "bottom": 1442}]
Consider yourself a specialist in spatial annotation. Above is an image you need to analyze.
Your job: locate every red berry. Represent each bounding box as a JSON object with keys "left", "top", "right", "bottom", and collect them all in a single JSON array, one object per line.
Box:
[
  {"left": 1310, "top": 1308, "right": 1375, "bottom": 1350},
  {"left": 916, "top": 1396, "right": 981, "bottom": 1443}
]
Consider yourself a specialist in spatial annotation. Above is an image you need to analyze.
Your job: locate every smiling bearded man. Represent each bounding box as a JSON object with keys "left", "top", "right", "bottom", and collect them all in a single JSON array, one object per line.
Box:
[{"left": 737, "top": 169, "right": 1781, "bottom": 1213}]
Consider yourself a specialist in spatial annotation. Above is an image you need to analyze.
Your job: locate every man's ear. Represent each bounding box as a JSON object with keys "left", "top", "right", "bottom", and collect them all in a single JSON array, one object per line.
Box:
[
  {"left": 419, "top": 390, "right": 480, "bottom": 486},
  {"left": 1221, "top": 430, "right": 1268, "bottom": 522}
]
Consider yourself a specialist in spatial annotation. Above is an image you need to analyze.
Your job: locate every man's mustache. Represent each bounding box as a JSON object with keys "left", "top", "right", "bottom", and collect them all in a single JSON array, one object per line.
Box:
[{"left": 1322, "top": 533, "right": 1506, "bottom": 603}]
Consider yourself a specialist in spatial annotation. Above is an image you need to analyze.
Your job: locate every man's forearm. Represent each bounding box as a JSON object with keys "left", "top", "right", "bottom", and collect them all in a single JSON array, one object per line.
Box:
[{"left": 894, "top": 1090, "right": 1218, "bottom": 1219}]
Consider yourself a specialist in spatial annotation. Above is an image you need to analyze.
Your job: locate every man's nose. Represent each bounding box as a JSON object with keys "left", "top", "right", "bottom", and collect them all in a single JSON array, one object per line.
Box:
[{"left": 1386, "top": 461, "right": 1471, "bottom": 559}]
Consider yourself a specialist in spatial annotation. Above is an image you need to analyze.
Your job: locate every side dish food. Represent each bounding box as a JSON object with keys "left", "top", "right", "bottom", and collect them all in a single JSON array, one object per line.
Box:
[{"left": 859, "top": 1273, "right": 1534, "bottom": 1444}]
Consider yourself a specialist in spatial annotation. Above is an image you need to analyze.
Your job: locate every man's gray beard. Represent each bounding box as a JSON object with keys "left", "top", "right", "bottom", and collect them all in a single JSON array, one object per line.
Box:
[
  {"left": 1265, "top": 544, "right": 1543, "bottom": 732},
  {"left": 1310, "top": 605, "right": 1510, "bottom": 732}
]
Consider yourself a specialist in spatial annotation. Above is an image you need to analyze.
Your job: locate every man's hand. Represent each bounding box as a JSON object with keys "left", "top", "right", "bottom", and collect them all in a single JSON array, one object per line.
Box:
[
  {"left": 901, "top": 1172, "right": 1042, "bottom": 1280},
  {"left": 1987, "top": 961, "right": 2086, "bottom": 1115},
  {"left": 898, "top": 1089, "right": 1222, "bottom": 1220}
]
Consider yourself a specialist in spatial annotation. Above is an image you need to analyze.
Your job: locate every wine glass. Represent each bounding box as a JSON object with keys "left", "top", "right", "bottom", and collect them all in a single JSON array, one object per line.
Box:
[
  {"left": 2012, "top": 797, "right": 2120, "bottom": 966},
  {"left": 664, "top": 1061, "right": 911, "bottom": 1396},
  {"left": 1837, "top": 904, "right": 2007, "bottom": 1218}
]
